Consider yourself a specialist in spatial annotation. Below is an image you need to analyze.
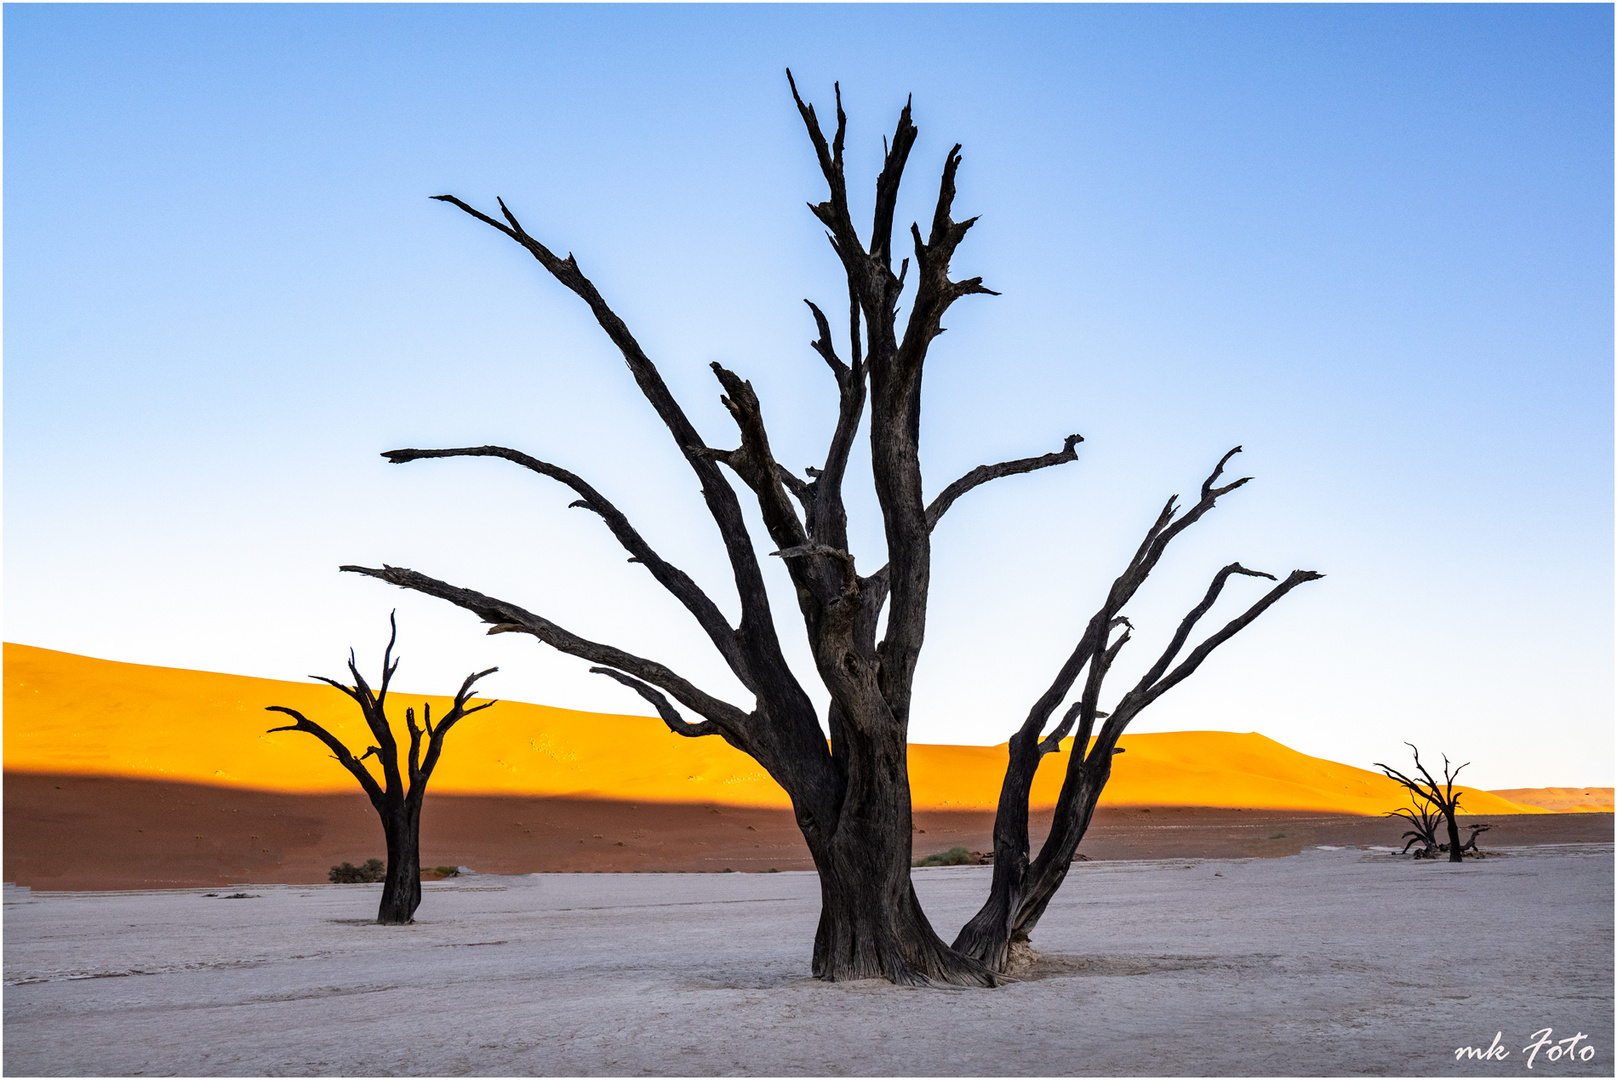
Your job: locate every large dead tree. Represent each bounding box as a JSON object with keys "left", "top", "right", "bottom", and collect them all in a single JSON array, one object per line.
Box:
[
  {"left": 267, "top": 615, "right": 497, "bottom": 923},
  {"left": 344, "top": 75, "right": 1318, "bottom": 983},
  {"left": 1376, "top": 743, "right": 1468, "bottom": 864}
]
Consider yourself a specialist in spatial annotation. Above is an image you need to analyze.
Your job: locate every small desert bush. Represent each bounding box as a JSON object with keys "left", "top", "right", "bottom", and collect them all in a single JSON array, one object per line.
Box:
[
  {"left": 329, "top": 858, "right": 386, "bottom": 883},
  {"left": 914, "top": 846, "right": 973, "bottom": 867}
]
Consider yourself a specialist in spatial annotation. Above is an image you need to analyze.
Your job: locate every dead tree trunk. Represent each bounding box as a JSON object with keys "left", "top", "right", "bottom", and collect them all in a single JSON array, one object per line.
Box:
[
  {"left": 954, "top": 463, "right": 1322, "bottom": 971},
  {"left": 1376, "top": 744, "right": 1469, "bottom": 864},
  {"left": 267, "top": 614, "right": 495, "bottom": 924},
  {"left": 340, "top": 76, "right": 1315, "bottom": 983},
  {"left": 378, "top": 804, "right": 423, "bottom": 924}
]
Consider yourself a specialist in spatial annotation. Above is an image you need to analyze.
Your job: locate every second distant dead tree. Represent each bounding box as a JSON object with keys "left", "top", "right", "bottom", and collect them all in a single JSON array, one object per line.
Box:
[
  {"left": 1387, "top": 792, "right": 1442, "bottom": 858},
  {"left": 1376, "top": 743, "right": 1468, "bottom": 863},
  {"left": 267, "top": 615, "right": 496, "bottom": 923}
]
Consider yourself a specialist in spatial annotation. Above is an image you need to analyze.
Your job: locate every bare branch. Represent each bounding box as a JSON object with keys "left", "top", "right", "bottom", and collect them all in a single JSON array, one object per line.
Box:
[
  {"left": 381, "top": 444, "right": 745, "bottom": 679},
  {"left": 1072, "top": 618, "right": 1131, "bottom": 758},
  {"left": 925, "top": 434, "right": 1083, "bottom": 531},
  {"left": 430, "top": 193, "right": 789, "bottom": 683},
  {"left": 1136, "top": 563, "right": 1277, "bottom": 689},
  {"left": 1037, "top": 701, "right": 1084, "bottom": 758},
  {"left": 786, "top": 70, "right": 862, "bottom": 267},
  {"left": 804, "top": 299, "right": 848, "bottom": 380},
  {"left": 1201, "top": 445, "right": 1248, "bottom": 500},
  {"left": 1126, "top": 568, "right": 1326, "bottom": 716},
  {"left": 340, "top": 563, "right": 752, "bottom": 734},
  {"left": 896, "top": 145, "right": 998, "bottom": 365},
  {"left": 405, "top": 705, "right": 424, "bottom": 787},
  {"left": 775, "top": 464, "right": 812, "bottom": 506},
  {"left": 589, "top": 666, "right": 727, "bottom": 740},
  {"left": 416, "top": 666, "right": 499, "bottom": 787},
  {"left": 802, "top": 291, "right": 871, "bottom": 556},
  {"left": 708, "top": 363, "right": 810, "bottom": 554},
  {"left": 1005, "top": 451, "right": 1255, "bottom": 753},
  {"left": 377, "top": 610, "right": 401, "bottom": 710},
  {"left": 325, "top": 641, "right": 402, "bottom": 797},
  {"left": 264, "top": 706, "right": 385, "bottom": 806},
  {"left": 870, "top": 94, "right": 918, "bottom": 268}
]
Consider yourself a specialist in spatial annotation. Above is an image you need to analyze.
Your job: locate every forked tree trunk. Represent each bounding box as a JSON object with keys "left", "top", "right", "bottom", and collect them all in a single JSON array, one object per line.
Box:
[
  {"left": 956, "top": 531, "right": 1323, "bottom": 972},
  {"left": 955, "top": 743, "right": 1109, "bottom": 971}
]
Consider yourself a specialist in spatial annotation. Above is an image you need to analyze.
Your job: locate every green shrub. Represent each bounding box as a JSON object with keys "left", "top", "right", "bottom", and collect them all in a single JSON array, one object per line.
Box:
[
  {"left": 329, "top": 858, "right": 386, "bottom": 883},
  {"left": 913, "top": 846, "right": 973, "bottom": 867}
]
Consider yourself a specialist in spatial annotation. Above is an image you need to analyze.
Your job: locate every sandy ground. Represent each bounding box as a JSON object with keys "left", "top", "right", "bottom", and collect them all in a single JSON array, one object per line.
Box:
[
  {"left": 4, "top": 842, "right": 1610, "bottom": 1077},
  {"left": 7, "top": 772, "right": 1611, "bottom": 890}
]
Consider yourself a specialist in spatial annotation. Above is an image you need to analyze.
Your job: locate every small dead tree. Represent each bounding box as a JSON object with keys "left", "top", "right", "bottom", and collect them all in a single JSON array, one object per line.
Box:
[
  {"left": 1387, "top": 793, "right": 1443, "bottom": 858},
  {"left": 342, "top": 75, "right": 1319, "bottom": 983},
  {"left": 266, "top": 615, "right": 496, "bottom": 923},
  {"left": 1376, "top": 743, "right": 1468, "bottom": 864}
]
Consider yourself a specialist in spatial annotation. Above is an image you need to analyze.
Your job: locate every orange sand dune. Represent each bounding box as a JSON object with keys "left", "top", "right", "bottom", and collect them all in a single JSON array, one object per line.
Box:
[
  {"left": 5, "top": 643, "right": 1544, "bottom": 816},
  {"left": 1489, "top": 787, "right": 1615, "bottom": 813}
]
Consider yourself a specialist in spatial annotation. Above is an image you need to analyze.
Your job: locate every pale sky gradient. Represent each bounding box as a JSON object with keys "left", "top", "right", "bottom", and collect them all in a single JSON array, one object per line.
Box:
[{"left": 6, "top": 5, "right": 1612, "bottom": 788}]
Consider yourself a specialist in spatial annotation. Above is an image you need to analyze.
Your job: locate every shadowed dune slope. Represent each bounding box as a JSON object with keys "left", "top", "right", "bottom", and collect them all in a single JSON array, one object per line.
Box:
[{"left": 5, "top": 643, "right": 1544, "bottom": 815}]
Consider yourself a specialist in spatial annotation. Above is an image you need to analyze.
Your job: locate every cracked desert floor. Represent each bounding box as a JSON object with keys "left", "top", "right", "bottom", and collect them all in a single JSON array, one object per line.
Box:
[{"left": 5, "top": 843, "right": 1611, "bottom": 1077}]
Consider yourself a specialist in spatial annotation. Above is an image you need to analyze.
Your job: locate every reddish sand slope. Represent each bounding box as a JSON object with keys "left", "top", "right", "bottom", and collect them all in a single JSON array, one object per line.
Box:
[
  {"left": 1489, "top": 787, "right": 1615, "bottom": 813},
  {"left": 3, "top": 644, "right": 1545, "bottom": 816},
  {"left": 7, "top": 772, "right": 1609, "bottom": 891}
]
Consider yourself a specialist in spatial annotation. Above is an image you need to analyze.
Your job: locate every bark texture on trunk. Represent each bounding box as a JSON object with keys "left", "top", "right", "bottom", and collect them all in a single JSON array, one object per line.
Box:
[
  {"left": 268, "top": 616, "right": 496, "bottom": 926},
  {"left": 1443, "top": 813, "right": 1465, "bottom": 863},
  {"left": 378, "top": 809, "right": 423, "bottom": 924}
]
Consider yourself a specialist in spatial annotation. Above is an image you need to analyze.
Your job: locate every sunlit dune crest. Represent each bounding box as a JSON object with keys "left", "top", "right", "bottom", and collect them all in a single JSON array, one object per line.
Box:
[
  {"left": 1486, "top": 787, "right": 1614, "bottom": 813},
  {"left": 5, "top": 643, "right": 1549, "bottom": 815}
]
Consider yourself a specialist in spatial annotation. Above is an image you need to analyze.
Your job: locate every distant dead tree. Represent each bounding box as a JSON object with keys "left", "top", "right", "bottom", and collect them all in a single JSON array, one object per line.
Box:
[
  {"left": 1387, "top": 792, "right": 1443, "bottom": 858},
  {"left": 343, "top": 74, "right": 1320, "bottom": 983},
  {"left": 1458, "top": 822, "right": 1491, "bottom": 855},
  {"left": 1376, "top": 743, "right": 1468, "bottom": 864},
  {"left": 266, "top": 615, "right": 496, "bottom": 923}
]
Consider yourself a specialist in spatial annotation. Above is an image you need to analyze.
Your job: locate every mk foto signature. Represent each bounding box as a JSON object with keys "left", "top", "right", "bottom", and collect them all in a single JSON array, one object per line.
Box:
[{"left": 1456, "top": 1029, "right": 1597, "bottom": 1067}]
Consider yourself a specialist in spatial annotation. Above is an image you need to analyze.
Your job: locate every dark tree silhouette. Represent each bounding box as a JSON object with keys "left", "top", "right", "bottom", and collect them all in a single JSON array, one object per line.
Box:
[
  {"left": 1376, "top": 743, "right": 1468, "bottom": 864},
  {"left": 343, "top": 75, "right": 1319, "bottom": 982},
  {"left": 954, "top": 489, "right": 1323, "bottom": 970},
  {"left": 1387, "top": 792, "right": 1443, "bottom": 858},
  {"left": 1458, "top": 822, "right": 1491, "bottom": 855},
  {"left": 266, "top": 615, "right": 496, "bottom": 923}
]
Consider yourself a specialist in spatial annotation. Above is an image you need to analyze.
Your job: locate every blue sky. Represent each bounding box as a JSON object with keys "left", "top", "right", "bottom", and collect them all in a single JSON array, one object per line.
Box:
[{"left": 6, "top": 5, "right": 1611, "bottom": 788}]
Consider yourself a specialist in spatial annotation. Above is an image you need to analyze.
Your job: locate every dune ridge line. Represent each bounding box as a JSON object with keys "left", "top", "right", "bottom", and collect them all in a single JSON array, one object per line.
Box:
[{"left": 5, "top": 642, "right": 1548, "bottom": 815}]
